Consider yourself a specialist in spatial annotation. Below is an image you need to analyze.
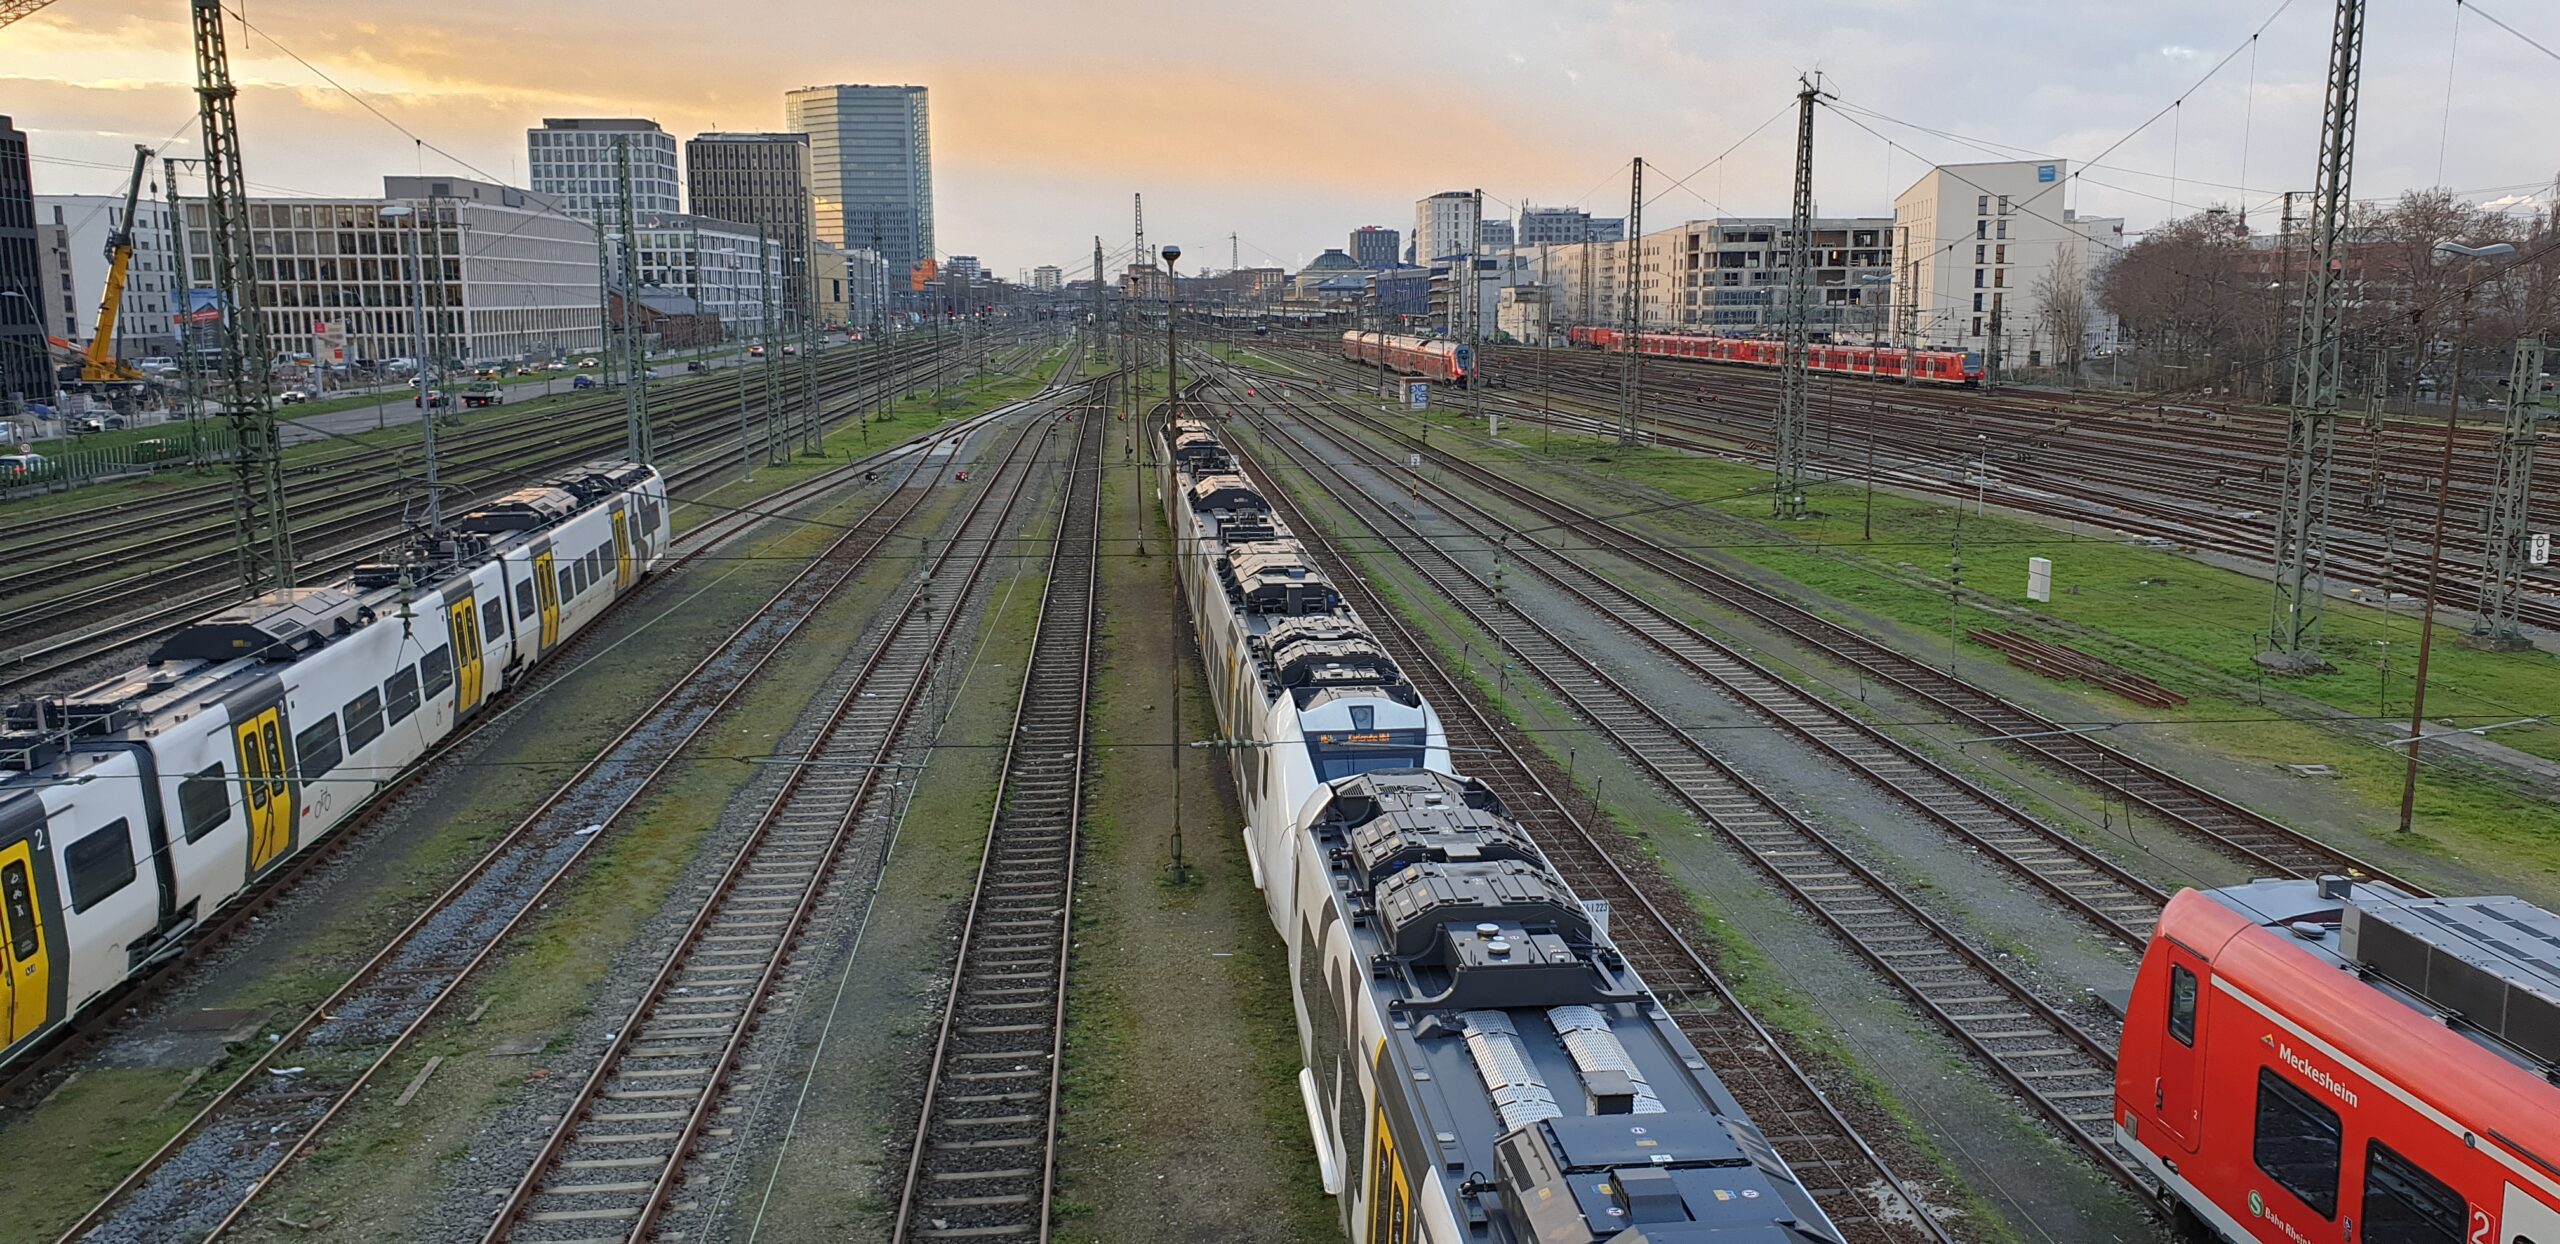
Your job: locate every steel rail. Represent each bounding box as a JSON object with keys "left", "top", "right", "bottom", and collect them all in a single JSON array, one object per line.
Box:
[
  {"left": 1213, "top": 390, "right": 1959, "bottom": 1242},
  {"left": 477, "top": 388, "right": 1086, "bottom": 1243},
  {"left": 53, "top": 391, "right": 1062, "bottom": 1244},
  {"left": 1223, "top": 376, "right": 2143, "bottom": 1192},
  {"left": 888, "top": 397, "right": 1103, "bottom": 1242}
]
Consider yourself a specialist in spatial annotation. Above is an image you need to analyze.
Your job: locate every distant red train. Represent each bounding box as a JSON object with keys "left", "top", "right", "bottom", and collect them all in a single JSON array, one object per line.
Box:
[
  {"left": 1340, "top": 331, "right": 1472, "bottom": 386},
  {"left": 2115, "top": 879, "right": 2560, "bottom": 1244},
  {"left": 1565, "top": 325, "right": 1983, "bottom": 387}
]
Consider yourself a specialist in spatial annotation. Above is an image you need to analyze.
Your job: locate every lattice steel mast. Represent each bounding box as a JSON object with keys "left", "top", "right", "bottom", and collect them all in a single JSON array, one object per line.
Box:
[
  {"left": 2264, "top": 0, "right": 2365, "bottom": 671},
  {"left": 612, "top": 135, "right": 652, "bottom": 464},
  {"left": 1616, "top": 158, "right": 1643, "bottom": 447},
  {"left": 2477, "top": 338, "right": 2549, "bottom": 646},
  {"left": 194, "top": 0, "right": 292, "bottom": 594},
  {"left": 1776, "top": 76, "right": 1826, "bottom": 517}
]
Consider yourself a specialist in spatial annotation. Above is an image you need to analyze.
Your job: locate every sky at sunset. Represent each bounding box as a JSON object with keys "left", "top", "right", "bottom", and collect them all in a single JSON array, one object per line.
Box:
[{"left": 5, "top": 0, "right": 2553, "bottom": 277}]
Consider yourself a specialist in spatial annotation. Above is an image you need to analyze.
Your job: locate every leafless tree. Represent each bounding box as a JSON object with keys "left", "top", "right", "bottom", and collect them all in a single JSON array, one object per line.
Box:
[{"left": 2033, "top": 251, "right": 2089, "bottom": 374}]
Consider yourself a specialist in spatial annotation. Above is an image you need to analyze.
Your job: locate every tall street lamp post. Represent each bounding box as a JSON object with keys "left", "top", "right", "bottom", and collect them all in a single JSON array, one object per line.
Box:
[{"left": 2398, "top": 238, "right": 2516, "bottom": 834}]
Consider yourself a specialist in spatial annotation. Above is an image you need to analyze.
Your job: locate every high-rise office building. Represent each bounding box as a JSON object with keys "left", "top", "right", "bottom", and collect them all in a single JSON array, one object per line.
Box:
[
  {"left": 1413, "top": 191, "right": 1481, "bottom": 264},
  {"left": 0, "top": 115, "right": 48, "bottom": 409},
  {"left": 1349, "top": 225, "right": 1400, "bottom": 268},
  {"left": 784, "top": 84, "right": 934, "bottom": 288},
  {"left": 526, "top": 119, "right": 680, "bottom": 225},
  {"left": 685, "top": 132, "right": 815, "bottom": 316}
]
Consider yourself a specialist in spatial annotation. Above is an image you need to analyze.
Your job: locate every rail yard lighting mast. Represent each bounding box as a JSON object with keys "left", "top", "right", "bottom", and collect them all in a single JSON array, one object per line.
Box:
[{"left": 2396, "top": 238, "right": 2516, "bottom": 835}]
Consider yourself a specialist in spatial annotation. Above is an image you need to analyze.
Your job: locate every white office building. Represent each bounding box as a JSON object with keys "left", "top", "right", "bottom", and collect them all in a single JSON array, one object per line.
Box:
[
  {"left": 1413, "top": 190, "right": 1482, "bottom": 265},
  {"left": 1892, "top": 158, "right": 2123, "bottom": 361},
  {"left": 527, "top": 119, "right": 681, "bottom": 226},
  {"left": 1031, "top": 264, "right": 1061, "bottom": 291},
  {"left": 34, "top": 194, "right": 178, "bottom": 355},
  {"left": 617, "top": 212, "right": 786, "bottom": 339},
  {"left": 1638, "top": 216, "right": 1896, "bottom": 336},
  {"left": 183, "top": 176, "right": 601, "bottom": 370}
]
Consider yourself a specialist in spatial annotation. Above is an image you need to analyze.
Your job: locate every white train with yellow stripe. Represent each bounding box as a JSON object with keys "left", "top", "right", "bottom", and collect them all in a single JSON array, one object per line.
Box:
[
  {"left": 0, "top": 460, "right": 667, "bottom": 1065},
  {"left": 1159, "top": 417, "right": 1843, "bottom": 1243}
]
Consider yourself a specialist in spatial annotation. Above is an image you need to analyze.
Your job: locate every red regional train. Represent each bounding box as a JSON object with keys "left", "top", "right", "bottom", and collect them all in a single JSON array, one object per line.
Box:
[
  {"left": 2116, "top": 878, "right": 2560, "bottom": 1244},
  {"left": 1340, "top": 331, "right": 1472, "bottom": 386},
  {"left": 1565, "top": 325, "right": 1984, "bottom": 387}
]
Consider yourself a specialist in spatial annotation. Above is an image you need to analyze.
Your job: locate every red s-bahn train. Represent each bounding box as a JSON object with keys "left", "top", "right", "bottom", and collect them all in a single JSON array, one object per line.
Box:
[
  {"left": 1565, "top": 325, "right": 1984, "bottom": 387},
  {"left": 1340, "top": 331, "right": 1472, "bottom": 386},
  {"left": 2116, "top": 878, "right": 2560, "bottom": 1244}
]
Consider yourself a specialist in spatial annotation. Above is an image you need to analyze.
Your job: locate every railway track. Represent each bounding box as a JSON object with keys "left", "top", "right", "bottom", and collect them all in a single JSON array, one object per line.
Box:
[
  {"left": 475, "top": 403, "right": 1088, "bottom": 1242},
  {"left": 1261, "top": 382, "right": 2169, "bottom": 945},
  {"left": 886, "top": 391, "right": 1103, "bottom": 1242},
  {"left": 52, "top": 385, "right": 1080, "bottom": 1244},
  {"left": 1464, "top": 344, "right": 2560, "bottom": 636},
  {"left": 1276, "top": 351, "right": 2429, "bottom": 892},
  {"left": 0, "top": 335, "right": 1021, "bottom": 693},
  {"left": 1214, "top": 387, "right": 1960, "bottom": 1243},
  {"left": 1217, "top": 369, "right": 2143, "bottom": 1195}
]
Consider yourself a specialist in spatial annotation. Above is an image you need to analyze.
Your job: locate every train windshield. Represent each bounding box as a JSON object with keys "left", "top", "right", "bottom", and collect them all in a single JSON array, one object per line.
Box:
[{"left": 1304, "top": 728, "right": 1429, "bottom": 783}]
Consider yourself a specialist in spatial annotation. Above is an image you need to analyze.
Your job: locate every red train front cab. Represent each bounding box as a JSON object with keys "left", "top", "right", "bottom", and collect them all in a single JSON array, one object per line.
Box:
[{"left": 2117, "top": 880, "right": 2560, "bottom": 1243}]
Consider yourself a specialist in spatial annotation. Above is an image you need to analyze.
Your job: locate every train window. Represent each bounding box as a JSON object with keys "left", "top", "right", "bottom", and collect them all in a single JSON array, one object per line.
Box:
[
  {"left": 556, "top": 568, "right": 574, "bottom": 602},
  {"left": 384, "top": 666, "right": 422, "bottom": 725},
  {"left": 514, "top": 579, "right": 535, "bottom": 620},
  {"left": 1303, "top": 728, "right": 1429, "bottom": 783},
  {"left": 64, "top": 820, "right": 136, "bottom": 913},
  {"left": 2361, "top": 1141, "right": 2464, "bottom": 1244},
  {"left": 262, "top": 722, "right": 286, "bottom": 799},
  {"left": 295, "top": 716, "right": 342, "bottom": 780},
  {"left": 1, "top": 861, "right": 33, "bottom": 960},
  {"left": 482, "top": 598, "right": 506, "bottom": 641},
  {"left": 178, "top": 763, "right": 230, "bottom": 843},
  {"left": 420, "top": 648, "right": 454, "bottom": 696},
  {"left": 2253, "top": 1067, "right": 2342, "bottom": 1218},
  {"left": 2168, "top": 965, "right": 2197, "bottom": 1045},
  {"left": 342, "top": 689, "right": 384, "bottom": 753}
]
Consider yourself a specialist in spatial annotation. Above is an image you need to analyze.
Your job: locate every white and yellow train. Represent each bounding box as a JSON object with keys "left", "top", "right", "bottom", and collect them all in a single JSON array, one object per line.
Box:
[
  {"left": 1159, "top": 417, "right": 1842, "bottom": 1244},
  {"left": 0, "top": 460, "right": 668, "bottom": 1063}
]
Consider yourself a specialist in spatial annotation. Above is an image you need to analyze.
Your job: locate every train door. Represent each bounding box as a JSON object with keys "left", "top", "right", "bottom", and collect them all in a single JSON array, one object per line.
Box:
[
  {"left": 0, "top": 837, "right": 49, "bottom": 1045},
  {"left": 2151, "top": 944, "right": 2209, "bottom": 1152},
  {"left": 533, "top": 551, "right": 560, "bottom": 650},
  {"left": 611, "top": 509, "right": 633, "bottom": 590},
  {"left": 2505, "top": 1186, "right": 2560, "bottom": 1244},
  {"left": 447, "top": 598, "right": 485, "bottom": 714},
  {"left": 233, "top": 706, "right": 294, "bottom": 873}
]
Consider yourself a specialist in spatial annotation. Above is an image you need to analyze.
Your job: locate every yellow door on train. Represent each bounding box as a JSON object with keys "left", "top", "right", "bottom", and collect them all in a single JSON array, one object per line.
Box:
[
  {"left": 533, "top": 552, "right": 560, "bottom": 650},
  {"left": 235, "top": 707, "right": 293, "bottom": 872},
  {"left": 611, "top": 509, "right": 633, "bottom": 589},
  {"left": 449, "top": 599, "right": 484, "bottom": 713},
  {"left": 0, "top": 841, "right": 50, "bottom": 1044}
]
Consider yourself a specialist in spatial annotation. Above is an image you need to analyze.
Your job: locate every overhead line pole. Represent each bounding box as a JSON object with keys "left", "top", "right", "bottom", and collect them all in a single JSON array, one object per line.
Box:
[
  {"left": 612, "top": 135, "right": 651, "bottom": 464},
  {"left": 1616, "top": 158, "right": 1643, "bottom": 448},
  {"left": 2263, "top": 0, "right": 2366, "bottom": 674},
  {"left": 193, "top": 0, "right": 291, "bottom": 595},
  {"left": 1776, "top": 76, "right": 1827, "bottom": 517}
]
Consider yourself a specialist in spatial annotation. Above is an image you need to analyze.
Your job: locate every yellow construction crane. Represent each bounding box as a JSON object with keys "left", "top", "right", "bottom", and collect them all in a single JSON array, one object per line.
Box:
[
  {"left": 0, "top": 0, "right": 60, "bottom": 29},
  {"left": 80, "top": 144, "right": 151, "bottom": 384}
]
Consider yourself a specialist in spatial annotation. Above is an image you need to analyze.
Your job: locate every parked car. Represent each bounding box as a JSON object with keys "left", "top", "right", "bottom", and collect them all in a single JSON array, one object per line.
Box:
[
  {"left": 0, "top": 453, "right": 47, "bottom": 477},
  {"left": 137, "top": 356, "right": 176, "bottom": 376},
  {"left": 278, "top": 388, "right": 312, "bottom": 405},
  {"left": 571, "top": 375, "right": 598, "bottom": 390}
]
